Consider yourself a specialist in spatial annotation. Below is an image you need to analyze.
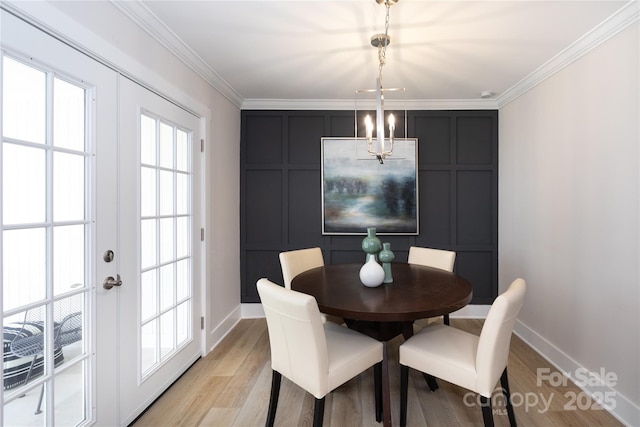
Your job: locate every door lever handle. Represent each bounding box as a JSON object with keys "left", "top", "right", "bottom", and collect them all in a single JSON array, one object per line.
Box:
[{"left": 103, "top": 274, "right": 122, "bottom": 290}]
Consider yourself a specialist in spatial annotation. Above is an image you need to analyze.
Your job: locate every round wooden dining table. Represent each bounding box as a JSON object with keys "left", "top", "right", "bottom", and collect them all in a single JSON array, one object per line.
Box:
[{"left": 292, "top": 262, "right": 473, "bottom": 427}]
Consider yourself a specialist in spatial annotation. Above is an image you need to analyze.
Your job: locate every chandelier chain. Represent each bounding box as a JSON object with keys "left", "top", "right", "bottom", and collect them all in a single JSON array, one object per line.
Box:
[{"left": 377, "top": 1, "right": 391, "bottom": 87}]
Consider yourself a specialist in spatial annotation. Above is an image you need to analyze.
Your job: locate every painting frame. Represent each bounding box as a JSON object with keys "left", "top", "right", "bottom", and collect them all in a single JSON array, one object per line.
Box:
[{"left": 321, "top": 137, "right": 419, "bottom": 235}]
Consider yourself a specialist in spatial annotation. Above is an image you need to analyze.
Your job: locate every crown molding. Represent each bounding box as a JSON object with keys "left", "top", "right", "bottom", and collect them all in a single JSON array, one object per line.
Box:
[
  {"left": 240, "top": 98, "right": 500, "bottom": 110},
  {"left": 497, "top": 0, "right": 639, "bottom": 108},
  {"left": 112, "top": 0, "right": 244, "bottom": 108},
  {"left": 114, "top": 0, "right": 638, "bottom": 112}
]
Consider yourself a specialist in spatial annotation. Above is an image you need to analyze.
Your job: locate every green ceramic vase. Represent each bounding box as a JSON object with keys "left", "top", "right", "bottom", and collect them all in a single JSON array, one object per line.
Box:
[
  {"left": 361, "top": 227, "right": 382, "bottom": 262},
  {"left": 378, "top": 242, "right": 395, "bottom": 283}
]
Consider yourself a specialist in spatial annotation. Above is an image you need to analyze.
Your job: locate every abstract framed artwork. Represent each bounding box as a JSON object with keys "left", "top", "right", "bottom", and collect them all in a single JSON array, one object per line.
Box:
[{"left": 321, "top": 137, "right": 419, "bottom": 235}]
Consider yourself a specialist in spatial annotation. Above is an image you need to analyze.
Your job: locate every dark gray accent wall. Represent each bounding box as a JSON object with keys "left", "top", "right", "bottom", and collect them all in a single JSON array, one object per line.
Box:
[{"left": 241, "top": 110, "right": 498, "bottom": 304}]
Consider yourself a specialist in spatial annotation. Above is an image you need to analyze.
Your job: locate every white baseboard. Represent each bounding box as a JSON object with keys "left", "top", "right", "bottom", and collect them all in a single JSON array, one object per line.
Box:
[
  {"left": 241, "top": 302, "right": 265, "bottom": 318},
  {"left": 514, "top": 320, "right": 639, "bottom": 427},
  {"left": 207, "top": 306, "right": 242, "bottom": 353}
]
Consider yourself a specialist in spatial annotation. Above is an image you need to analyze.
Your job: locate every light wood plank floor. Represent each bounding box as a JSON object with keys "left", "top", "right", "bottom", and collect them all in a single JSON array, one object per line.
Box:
[{"left": 132, "top": 319, "right": 622, "bottom": 426}]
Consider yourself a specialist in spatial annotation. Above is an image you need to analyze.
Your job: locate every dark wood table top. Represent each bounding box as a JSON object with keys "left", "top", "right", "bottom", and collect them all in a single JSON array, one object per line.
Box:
[
  {"left": 292, "top": 262, "right": 472, "bottom": 427},
  {"left": 291, "top": 262, "right": 473, "bottom": 322}
]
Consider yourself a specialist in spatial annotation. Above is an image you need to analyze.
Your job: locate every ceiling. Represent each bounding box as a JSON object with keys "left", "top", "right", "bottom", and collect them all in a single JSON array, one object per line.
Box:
[{"left": 112, "top": 1, "right": 632, "bottom": 108}]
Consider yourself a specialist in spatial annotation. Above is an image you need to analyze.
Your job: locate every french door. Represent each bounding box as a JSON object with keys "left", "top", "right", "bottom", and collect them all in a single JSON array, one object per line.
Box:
[
  {"left": 117, "top": 77, "right": 202, "bottom": 425},
  {"left": 1, "top": 9, "right": 203, "bottom": 426}
]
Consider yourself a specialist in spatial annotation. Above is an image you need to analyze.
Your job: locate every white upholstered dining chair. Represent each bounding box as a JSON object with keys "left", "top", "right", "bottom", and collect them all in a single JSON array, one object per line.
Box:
[
  {"left": 407, "top": 246, "right": 456, "bottom": 325},
  {"left": 257, "top": 278, "right": 384, "bottom": 427},
  {"left": 399, "top": 278, "right": 526, "bottom": 427},
  {"left": 279, "top": 247, "right": 324, "bottom": 289},
  {"left": 279, "top": 247, "right": 343, "bottom": 324},
  {"left": 407, "top": 246, "right": 456, "bottom": 272}
]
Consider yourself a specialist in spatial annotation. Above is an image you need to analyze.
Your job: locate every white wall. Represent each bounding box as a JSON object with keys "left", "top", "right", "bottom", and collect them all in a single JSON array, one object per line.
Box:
[
  {"left": 499, "top": 22, "right": 639, "bottom": 425},
  {"left": 205, "top": 92, "right": 242, "bottom": 350},
  {"left": 5, "top": 0, "right": 243, "bottom": 352}
]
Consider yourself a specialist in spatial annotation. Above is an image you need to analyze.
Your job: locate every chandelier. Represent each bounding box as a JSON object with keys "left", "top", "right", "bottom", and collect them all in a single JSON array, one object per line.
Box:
[{"left": 356, "top": 0, "right": 405, "bottom": 164}]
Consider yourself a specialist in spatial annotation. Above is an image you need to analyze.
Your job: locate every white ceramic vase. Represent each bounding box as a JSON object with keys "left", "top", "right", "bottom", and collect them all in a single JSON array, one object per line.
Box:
[{"left": 359, "top": 257, "right": 385, "bottom": 288}]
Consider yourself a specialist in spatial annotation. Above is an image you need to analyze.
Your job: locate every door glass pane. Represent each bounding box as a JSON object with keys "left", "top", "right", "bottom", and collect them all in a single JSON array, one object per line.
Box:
[
  {"left": 176, "top": 129, "right": 188, "bottom": 172},
  {"left": 140, "top": 114, "right": 157, "bottom": 166},
  {"left": 159, "top": 264, "right": 174, "bottom": 312},
  {"left": 53, "top": 294, "right": 84, "bottom": 363},
  {"left": 53, "top": 78, "right": 85, "bottom": 151},
  {"left": 159, "top": 218, "right": 174, "bottom": 264},
  {"left": 53, "top": 152, "right": 85, "bottom": 222},
  {"left": 2, "top": 57, "right": 46, "bottom": 144},
  {"left": 176, "top": 173, "right": 188, "bottom": 215},
  {"left": 176, "top": 302, "right": 189, "bottom": 347},
  {"left": 141, "top": 219, "right": 157, "bottom": 269},
  {"left": 54, "top": 359, "right": 86, "bottom": 426},
  {"left": 140, "top": 320, "right": 158, "bottom": 374},
  {"left": 159, "top": 311, "right": 174, "bottom": 359},
  {"left": 158, "top": 122, "right": 173, "bottom": 169},
  {"left": 4, "top": 390, "right": 45, "bottom": 427},
  {"left": 138, "top": 113, "right": 192, "bottom": 380},
  {"left": 141, "top": 167, "right": 156, "bottom": 217},
  {"left": 2, "top": 144, "right": 46, "bottom": 225},
  {"left": 52, "top": 294, "right": 86, "bottom": 424},
  {"left": 176, "top": 259, "right": 189, "bottom": 302},
  {"left": 53, "top": 225, "right": 85, "bottom": 296},
  {"left": 176, "top": 217, "right": 188, "bottom": 259},
  {"left": 159, "top": 170, "right": 174, "bottom": 216},
  {"left": 141, "top": 270, "right": 157, "bottom": 322},
  {"left": 3, "top": 228, "right": 46, "bottom": 311},
  {"left": 3, "top": 304, "right": 56, "bottom": 425}
]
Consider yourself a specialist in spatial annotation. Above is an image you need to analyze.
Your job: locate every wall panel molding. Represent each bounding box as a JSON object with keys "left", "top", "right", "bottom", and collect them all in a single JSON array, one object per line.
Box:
[{"left": 241, "top": 110, "right": 498, "bottom": 304}]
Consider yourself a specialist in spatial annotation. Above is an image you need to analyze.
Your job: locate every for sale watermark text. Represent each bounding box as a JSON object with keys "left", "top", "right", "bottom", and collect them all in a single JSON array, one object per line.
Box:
[
  {"left": 463, "top": 367, "right": 618, "bottom": 414},
  {"left": 536, "top": 367, "right": 618, "bottom": 388}
]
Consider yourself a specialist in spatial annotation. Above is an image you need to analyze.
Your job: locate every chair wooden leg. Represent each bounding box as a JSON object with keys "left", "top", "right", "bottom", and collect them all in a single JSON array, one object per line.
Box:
[
  {"left": 423, "top": 373, "right": 439, "bottom": 391},
  {"left": 401, "top": 321, "right": 414, "bottom": 340},
  {"left": 374, "top": 362, "right": 382, "bottom": 422},
  {"left": 265, "top": 370, "right": 281, "bottom": 427},
  {"left": 313, "top": 397, "right": 325, "bottom": 427},
  {"left": 501, "top": 368, "right": 517, "bottom": 427},
  {"left": 480, "top": 395, "right": 495, "bottom": 427},
  {"left": 400, "top": 365, "right": 409, "bottom": 427},
  {"left": 443, "top": 314, "right": 450, "bottom": 325}
]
